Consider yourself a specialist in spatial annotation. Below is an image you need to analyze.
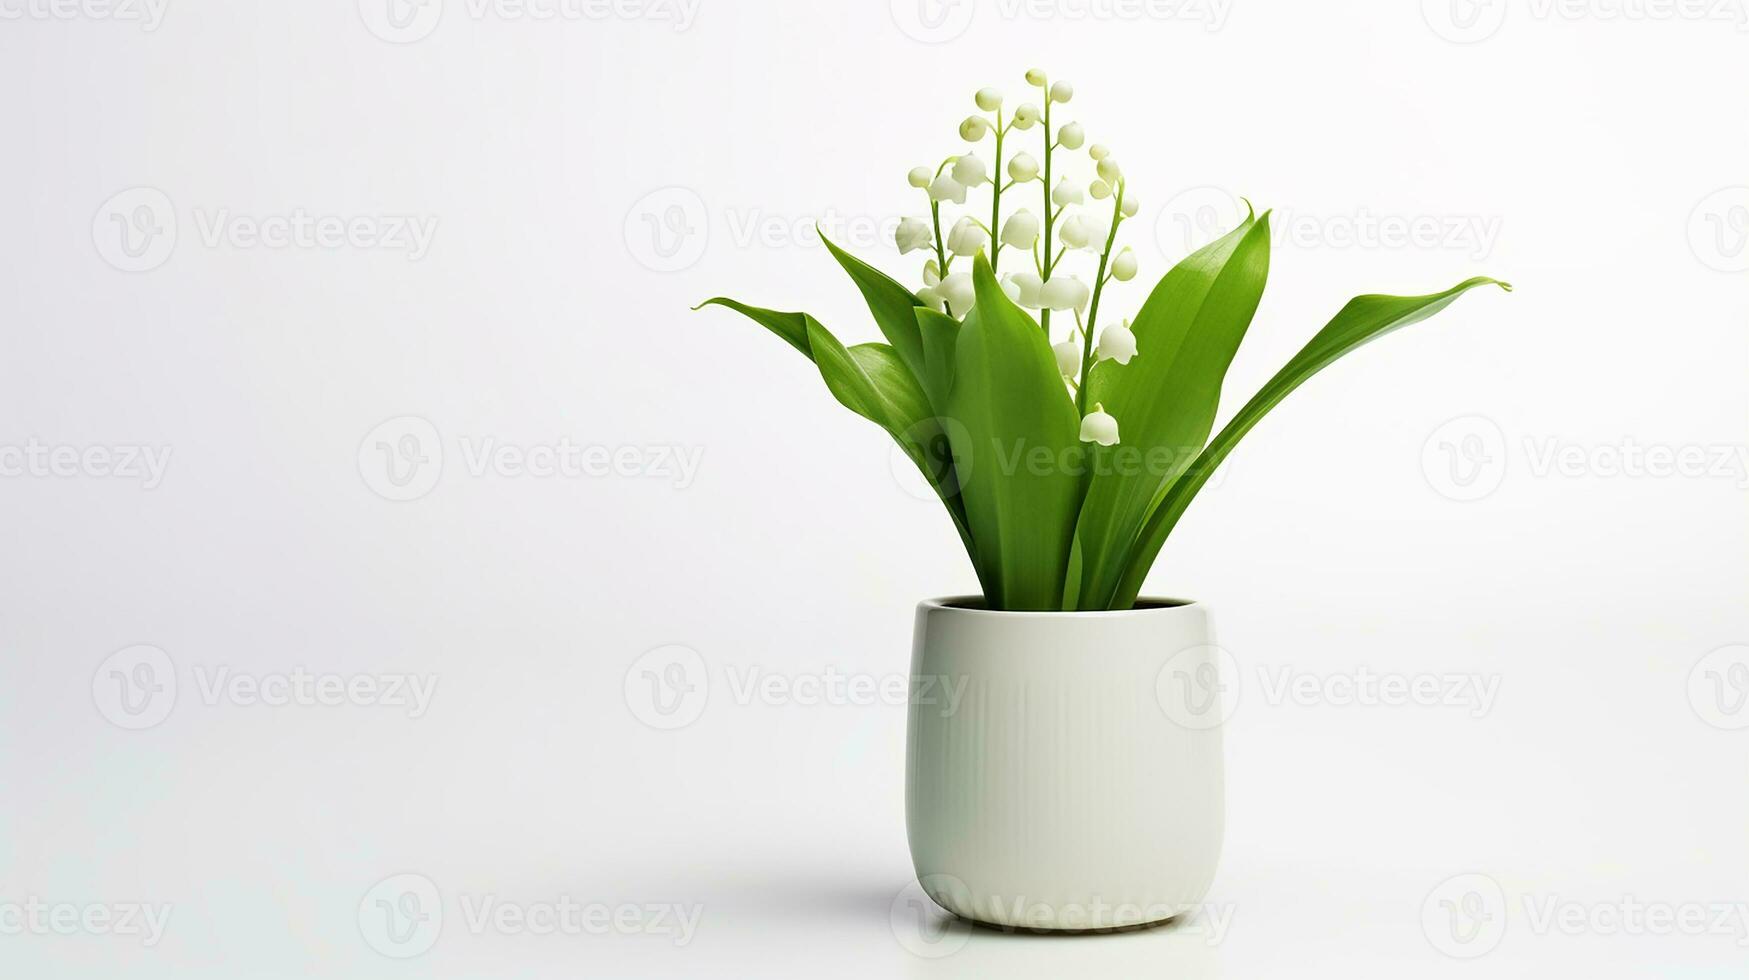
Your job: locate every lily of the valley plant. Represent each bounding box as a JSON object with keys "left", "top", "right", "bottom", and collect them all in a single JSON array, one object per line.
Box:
[{"left": 703, "top": 71, "right": 1509, "bottom": 611}]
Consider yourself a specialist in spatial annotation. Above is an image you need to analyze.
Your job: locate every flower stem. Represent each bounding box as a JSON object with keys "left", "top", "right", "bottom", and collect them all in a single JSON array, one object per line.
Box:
[
  {"left": 1039, "top": 82, "right": 1054, "bottom": 338},
  {"left": 990, "top": 110, "right": 1005, "bottom": 275},
  {"left": 1076, "top": 180, "right": 1125, "bottom": 415}
]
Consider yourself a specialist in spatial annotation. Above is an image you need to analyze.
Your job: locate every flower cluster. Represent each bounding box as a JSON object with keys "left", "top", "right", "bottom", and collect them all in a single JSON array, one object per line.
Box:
[{"left": 896, "top": 70, "right": 1140, "bottom": 446}]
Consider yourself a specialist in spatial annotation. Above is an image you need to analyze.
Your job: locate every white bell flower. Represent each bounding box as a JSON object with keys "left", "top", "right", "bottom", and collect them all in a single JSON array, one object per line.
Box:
[
  {"left": 908, "top": 166, "right": 933, "bottom": 189},
  {"left": 1000, "top": 277, "right": 1022, "bottom": 304},
  {"left": 923, "top": 258, "right": 941, "bottom": 286},
  {"left": 1004, "top": 272, "right": 1045, "bottom": 309},
  {"left": 1025, "top": 68, "right": 1047, "bottom": 86},
  {"left": 916, "top": 286, "right": 946, "bottom": 313},
  {"left": 1080, "top": 403, "right": 1120, "bottom": 446},
  {"left": 1120, "top": 190, "right": 1140, "bottom": 218},
  {"left": 1007, "top": 151, "right": 1040, "bottom": 182},
  {"left": 1097, "top": 318, "right": 1138, "bottom": 364},
  {"left": 1040, "top": 275, "right": 1090, "bottom": 315},
  {"left": 945, "top": 216, "right": 988, "bottom": 257},
  {"left": 1081, "top": 214, "right": 1114, "bottom": 252},
  {"left": 1049, "top": 80, "right": 1073, "bottom": 103},
  {"left": 975, "top": 87, "right": 1003, "bottom": 111},
  {"left": 1012, "top": 103, "right": 1041, "bottom": 129},
  {"left": 1000, "top": 209, "right": 1040, "bottom": 250},
  {"left": 1058, "top": 122, "right": 1085, "bottom": 149},
  {"left": 1053, "top": 337, "right": 1082, "bottom": 378},
  {"left": 959, "top": 116, "right": 989, "bottom": 142},
  {"left": 952, "top": 153, "right": 989, "bottom": 188},
  {"left": 895, "top": 216, "right": 934, "bottom": 255},
  {"left": 1111, "top": 248, "right": 1137, "bottom": 281},
  {"left": 1058, "top": 213, "right": 1094, "bottom": 249},
  {"left": 1097, "top": 157, "right": 1122, "bottom": 184},
  {"left": 939, "top": 272, "right": 975, "bottom": 314},
  {"left": 1051, "top": 179, "right": 1085, "bottom": 208},
  {"left": 928, "top": 174, "right": 967, "bottom": 204}
]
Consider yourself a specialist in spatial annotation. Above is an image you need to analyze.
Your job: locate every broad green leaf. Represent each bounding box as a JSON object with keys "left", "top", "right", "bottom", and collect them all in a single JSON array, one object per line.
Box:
[
  {"left": 945, "top": 255, "right": 1085, "bottom": 610},
  {"left": 1073, "top": 212, "right": 1272, "bottom": 610},
  {"left": 697, "top": 297, "right": 978, "bottom": 567},
  {"left": 913, "top": 307, "right": 961, "bottom": 411},
  {"left": 1108, "top": 277, "right": 1513, "bottom": 609},
  {"left": 819, "top": 233, "right": 928, "bottom": 383}
]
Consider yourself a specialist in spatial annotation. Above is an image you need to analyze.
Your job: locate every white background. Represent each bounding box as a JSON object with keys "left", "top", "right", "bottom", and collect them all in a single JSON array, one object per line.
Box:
[{"left": 3, "top": 0, "right": 1747, "bottom": 976}]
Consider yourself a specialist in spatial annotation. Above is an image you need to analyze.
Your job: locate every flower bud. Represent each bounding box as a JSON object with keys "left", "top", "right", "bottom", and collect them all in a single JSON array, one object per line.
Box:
[
  {"left": 923, "top": 259, "right": 942, "bottom": 286},
  {"left": 939, "top": 272, "right": 975, "bottom": 314},
  {"left": 1090, "top": 179, "right": 1111, "bottom": 200},
  {"left": 1049, "top": 80, "right": 1073, "bottom": 103},
  {"left": 1058, "top": 213, "right": 1094, "bottom": 249},
  {"left": 1097, "top": 157, "right": 1122, "bottom": 184},
  {"left": 895, "top": 216, "right": 934, "bottom": 255},
  {"left": 945, "top": 216, "right": 988, "bottom": 257},
  {"left": 1012, "top": 104, "right": 1041, "bottom": 129},
  {"left": 1111, "top": 248, "right": 1137, "bottom": 281},
  {"left": 1058, "top": 122, "right": 1085, "bottom": 149},
  {"left": 959, "top": 115, "right": 989, "bottom": 142},
  {"left": 1025, "top": 68, "right": 1047, "bottom": 86},
  {"left": 975, "top": 87, "right": 1003, "bottom": 111},
  {"left": 928, "top": 174, "right": 967, "bottom": 205},
  {"left": 1088, "top": 144, "right": 1110, "bottom": 161},
  {"left": 1053, "top": 338, "right": 1082, "bottom": 378},
  {"left": 1040, "top": 275, "right": 1090, "bottom": 314},
  {"left": 1007, "top": 151, "right": 1040, "bottom": 182},
  {"left": 1000, "top": 209, "right": 1040, "bottom": 250},
  {"left": 1120, "top": 190, "right": 1140, "bottom": 218},
  {"left": 1097, "top": 318, "right": 1138, "bottom": 364},
  {"left": 951, "top": 153, "right": 989, "bottom": 188},
  {"left": 1005, "top": 272, "right": 1044, "bottom": 309},
  {"left": 1080, "top": 403, "right": 1120, "bottom": 446},
  {"left": 908, "top": 166, "right": 933, "bottom": 189},
  {"left": 1051, "top": 179, "right": 1085, "bottom": 208}
]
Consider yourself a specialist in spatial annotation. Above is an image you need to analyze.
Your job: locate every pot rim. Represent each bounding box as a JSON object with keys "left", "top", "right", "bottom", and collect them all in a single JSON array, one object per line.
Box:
[{"left": 920, "top": 595, "right": 1200, "bottom": 619}]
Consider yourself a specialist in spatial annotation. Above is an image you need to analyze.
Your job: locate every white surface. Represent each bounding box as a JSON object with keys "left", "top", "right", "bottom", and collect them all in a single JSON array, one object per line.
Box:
[{"left": 2, "top": 1, "right": 1747, "bottom": 977}]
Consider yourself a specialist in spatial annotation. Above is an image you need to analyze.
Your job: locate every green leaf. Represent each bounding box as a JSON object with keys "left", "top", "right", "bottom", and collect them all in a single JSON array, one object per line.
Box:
[
  {"left": 1074, "top": 211, "right": 1273, "bottom": 609},
  {"left": 694, "top": 297, "right": 810, "bottom": 356},
  {"left": 1108, "top": 276, "right": 1513, "bottom": 609},
  {"left": 819, "top": 233, "right": 928, "bottom": 383},
  {"left": 913, "top": 306, "right": 961, "bottom": 411},
  {"left": 944, "top": 255, "right": 1086, "bottom": 610}
]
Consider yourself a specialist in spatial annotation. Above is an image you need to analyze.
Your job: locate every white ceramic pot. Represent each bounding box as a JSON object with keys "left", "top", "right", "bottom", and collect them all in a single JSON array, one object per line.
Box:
[{"left": 905, "top": 596, "right": 1225, "bottom": 932}]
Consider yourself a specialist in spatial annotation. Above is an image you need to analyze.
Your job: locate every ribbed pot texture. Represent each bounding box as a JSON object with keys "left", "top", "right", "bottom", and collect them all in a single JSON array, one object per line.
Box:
[{"left": 905, "top": 597, "right": 1225, "bottom": 931}]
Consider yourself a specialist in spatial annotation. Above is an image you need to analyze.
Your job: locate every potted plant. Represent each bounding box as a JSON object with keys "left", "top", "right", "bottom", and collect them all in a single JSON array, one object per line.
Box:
[{"left": 701, "top": 70, "right": 1508, "bottom": 932}]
